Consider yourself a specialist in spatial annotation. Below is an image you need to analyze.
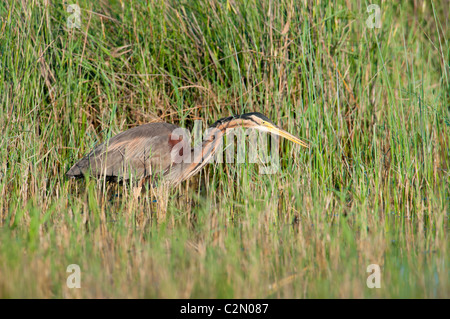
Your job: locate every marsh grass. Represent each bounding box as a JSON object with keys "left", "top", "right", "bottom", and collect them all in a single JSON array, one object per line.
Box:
[{"left": 0, "top": 0, "right": 448, "bottom": 298}]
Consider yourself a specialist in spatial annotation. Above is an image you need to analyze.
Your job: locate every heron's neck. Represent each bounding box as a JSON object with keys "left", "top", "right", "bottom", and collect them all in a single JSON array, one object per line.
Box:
[
  {"left": 188, "top": 126, "right": 225, "bottom": 173},
  {"left": 166, "top": 117, "right": 253, "bottom": 185},
  {"left": 165, "top": 127, "right": 225, "bottom": 185}
]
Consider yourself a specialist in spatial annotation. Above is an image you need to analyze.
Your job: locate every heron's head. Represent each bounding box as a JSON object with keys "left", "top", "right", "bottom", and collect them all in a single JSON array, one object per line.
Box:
[{"left": 211, "top": 112, "right": 309, "bottom": 148}]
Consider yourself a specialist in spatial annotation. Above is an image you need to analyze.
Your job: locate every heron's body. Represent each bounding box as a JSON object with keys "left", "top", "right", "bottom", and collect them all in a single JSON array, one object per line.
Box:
[
  {"left": 66, "top": 113, "right": 308, "bottom": 186},
  {"left": 67, "top": 122, "right": 185, "bottom": 183}
]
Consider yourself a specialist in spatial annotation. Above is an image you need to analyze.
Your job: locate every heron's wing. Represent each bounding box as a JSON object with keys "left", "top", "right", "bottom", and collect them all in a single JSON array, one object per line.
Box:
[{"left": 67, "top": 122, "right": 182, "bottom": 180}]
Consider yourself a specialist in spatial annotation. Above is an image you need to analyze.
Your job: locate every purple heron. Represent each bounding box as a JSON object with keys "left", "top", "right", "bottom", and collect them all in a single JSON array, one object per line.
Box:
[{"left": 66, "top": 112, "right": 308, "bottom": 186}]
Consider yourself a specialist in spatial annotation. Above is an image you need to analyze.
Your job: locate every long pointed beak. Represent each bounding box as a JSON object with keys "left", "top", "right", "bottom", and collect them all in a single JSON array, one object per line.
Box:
[{"left": 266, "top": 125, "right": 309, "bottom": 149}]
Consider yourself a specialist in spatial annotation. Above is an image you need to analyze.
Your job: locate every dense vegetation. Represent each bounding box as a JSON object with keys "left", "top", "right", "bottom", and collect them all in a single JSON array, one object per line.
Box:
[{"left": 0, "top": 0, "right": 448, "bottom": 298}]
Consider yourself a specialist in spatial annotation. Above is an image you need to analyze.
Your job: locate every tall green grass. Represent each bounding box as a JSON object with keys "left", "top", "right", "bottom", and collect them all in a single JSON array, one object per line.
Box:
[{"left": 0, "top": 0, "right": 448, "bottom": 298}]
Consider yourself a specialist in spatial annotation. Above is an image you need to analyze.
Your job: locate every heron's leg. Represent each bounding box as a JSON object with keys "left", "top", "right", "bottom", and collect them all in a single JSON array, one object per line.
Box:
[
  {"left": 132, "top": 187, "right": 142, "bottom": 200},
  {"left": 132, "top": 178, "right": 145, "bottom": 200},
  {"left": 138, "top": 176, "right": 158, "bottom": 202}
]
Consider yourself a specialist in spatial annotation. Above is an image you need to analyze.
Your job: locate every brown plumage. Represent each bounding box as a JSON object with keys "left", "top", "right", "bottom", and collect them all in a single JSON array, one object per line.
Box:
[
  {"left": 67, "top": 122, "right": 182, "bottom": 182},
  {"left": 66, "top": 113, "right": 309, "bottom": 186}
]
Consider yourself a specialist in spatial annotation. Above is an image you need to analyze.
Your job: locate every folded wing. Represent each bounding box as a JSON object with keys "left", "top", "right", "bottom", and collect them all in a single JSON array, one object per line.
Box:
[{"left": 66, "top": 122, "right": 183, "bottom": 181}]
